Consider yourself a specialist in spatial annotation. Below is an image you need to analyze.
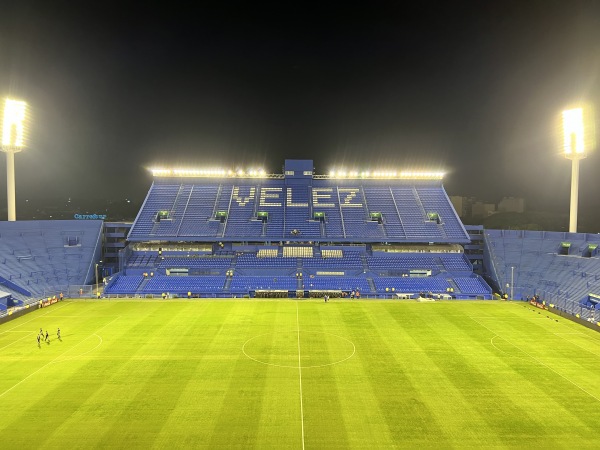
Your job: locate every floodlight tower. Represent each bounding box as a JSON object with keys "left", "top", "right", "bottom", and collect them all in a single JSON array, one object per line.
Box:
[
  {"left": 1, "top": 99, "right": 27, "bottom": 221},
  {"left": 561, "top": 107, "right": 594, "bottom": 233}
]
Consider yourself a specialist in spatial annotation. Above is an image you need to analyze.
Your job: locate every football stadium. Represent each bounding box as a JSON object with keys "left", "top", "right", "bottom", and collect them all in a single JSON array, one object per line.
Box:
[{"left": 1, "top": 153, "right": 599, "bottom": 448}]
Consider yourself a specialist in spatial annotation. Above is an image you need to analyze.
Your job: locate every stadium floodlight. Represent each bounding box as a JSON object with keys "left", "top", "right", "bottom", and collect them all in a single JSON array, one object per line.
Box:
[
  {"left": 399, "top": 171, "right": 444, "bottom": 179},
  {"left": 150, "top": 168, "right": 172, "bottom": 176},
  {"left": 326, "top": 169, "right": 444, "bottom": 179},
  {"left": 561, "top": 105, "right": 596, "bottom": 232},
  {"left": 150, "top": 168, "right": 230, "bottom": 177},
  {"left": 373, "top": 171, "right": 398, "bottom": 178},
  {"left": 562, "top": 109, "right": 584, "bottom": 155},
  {"left": 2, "top": 98, "right": 27, "bottom": 221},
  {"left": 2, "top": 99, "right": 26, "bottom": 147}
]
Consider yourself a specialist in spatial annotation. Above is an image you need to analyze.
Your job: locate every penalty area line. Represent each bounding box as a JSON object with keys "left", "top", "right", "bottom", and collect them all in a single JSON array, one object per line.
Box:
[
  {"left": 0, "top": 331, "right": 36, "bottom": 352},
  {"left": 0, "top": 316, "right": 120, "bottom": 400},
  {"left": 470, "top": 315, "right": 600, "bottom": 404},
  {"left": 0, "top": 303, "right": 72, "bottom": 333}
]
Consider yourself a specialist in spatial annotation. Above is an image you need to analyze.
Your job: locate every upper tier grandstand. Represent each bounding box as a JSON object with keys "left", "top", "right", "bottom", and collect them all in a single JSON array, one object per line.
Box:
[{"left": 128, "top": 163, "right": 468, "bottom": 243}]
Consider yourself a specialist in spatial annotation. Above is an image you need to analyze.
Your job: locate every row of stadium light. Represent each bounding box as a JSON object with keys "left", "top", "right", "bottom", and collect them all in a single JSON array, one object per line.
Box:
[
  {"left": 328, "top": 170, "right": 445, "bottom": 179},
  {"left": 150, "top": 168, "right": 268, "bottom": 177},
  {"left": 150, "top": 167, "right": 446, "bottom": 179}
]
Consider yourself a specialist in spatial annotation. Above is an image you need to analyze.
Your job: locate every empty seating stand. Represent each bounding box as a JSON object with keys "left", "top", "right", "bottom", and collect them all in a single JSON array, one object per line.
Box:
[
  {"left": 109, "top": 165, "right": 490, "bottom": 299},
  {"left": 485, "top": 229, "right": 600, "bottom": 301},
  {"left": 0, "top": 220, "right": 103, "bottom": 299},
  {"left": 128, "top": 178, "right": 469, "bottom": 243}
]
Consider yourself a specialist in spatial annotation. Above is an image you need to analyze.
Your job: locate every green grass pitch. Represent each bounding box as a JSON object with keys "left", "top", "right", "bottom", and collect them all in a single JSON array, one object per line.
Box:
[{"left": 1, "top": 299, "right": 599, "bottom": 449}]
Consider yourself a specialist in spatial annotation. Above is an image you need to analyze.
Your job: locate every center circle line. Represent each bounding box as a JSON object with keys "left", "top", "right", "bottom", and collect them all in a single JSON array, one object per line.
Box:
[{"left": 242, "top": 330, "right": 356, "bottom": 369}]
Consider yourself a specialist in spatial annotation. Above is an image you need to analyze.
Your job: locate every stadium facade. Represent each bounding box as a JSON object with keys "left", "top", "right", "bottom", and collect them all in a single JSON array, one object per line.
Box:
[{"left": 108, "top": 159, "right": 491, "bottom": 299}]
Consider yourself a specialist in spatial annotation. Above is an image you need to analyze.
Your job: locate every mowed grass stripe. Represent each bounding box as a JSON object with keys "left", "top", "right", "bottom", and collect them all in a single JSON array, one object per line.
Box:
[
  {"left": 1, "top": 300, "right": 599, "bottom": 448},
  {"left": 358, "top": 302, "right": 453, "bottom": 448},
  {"left": 37, "top": 304, "right": 189, "bottom": 448},
  {"left": 466, "top": 309, "right": 600, "bottom": 404},
  {"left": 408, "top": 306, "right": 562, "bottom": 448},
  {"left": 0, "top": 311, "right": 123, "bottom": 448},
  {"left": 209, "top": 302, "right": 298, "bottom": 448},
  {"left": 151, "top": 302, "right": 260, "bottom": 447},
  {"left": 329, "top": 303, "right": 396, "bottom": 449},
  {"left": 88, "top": 304, "right": 207, "bottom": 448},
  {"left": 300, "top": 302, "right": 352, "bottom": 449},
  {"left": 382, "top": 303, "right": 500, "bottom": 447},
  {"left": 82, "top": 302, "right": 239, "bottom": 448},
  {"left": 444, "top": 305, "right": 599, "bottom": 444},
  {"left": 252, "top": 302, "right": 304, "bottom": 448},
  {"left": 467, "top": 305, "right": 597, "bottom": 437}
]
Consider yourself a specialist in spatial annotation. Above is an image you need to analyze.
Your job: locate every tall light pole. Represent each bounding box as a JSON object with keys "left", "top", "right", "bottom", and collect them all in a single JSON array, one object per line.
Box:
[
  {"left": 95, "top": 261, "right": 102, "bottom": 298},
  {"left": 1, "top": 99, "right": 27, "bottom": 221},
  {"left": 561, "top": 106, "right": 595, "bottom": 233},
  {"left": 511, "top": 266, "right": 514, "bottom": 300}
]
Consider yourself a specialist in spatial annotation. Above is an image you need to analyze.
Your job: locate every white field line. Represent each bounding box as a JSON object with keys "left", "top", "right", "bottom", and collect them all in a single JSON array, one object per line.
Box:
[
  {"left": 296, "top": 302, "right": 305, "bottom": 450},
  {"left": 241, "top": 330, "right": 355, "bottom": 369},
  {"left": 553, "top": 331, "right": 600, "bottom": 345},
  {"left": 54, "top": 334, "right": 103, "bottom": 363},
  {"left": 41, "top": 315, "right": 85, "bottom": 318},
  {"left": 550, "top": 332, "right": 600, "bottom": 359},
  {"left": 489, "top": 335, "right": 537, "bottom": 363},
  {"left": 470, "top": 316, "right": 600, "bottom": 403},
  {"left": 0, "top": 331, "right": 36, "bottom": 351},
  {"left": 0, "top": 303, "right": 72, "bottom": 333},
  {"left": 0, "top": 316, "right": 120, "bottom": 399}
]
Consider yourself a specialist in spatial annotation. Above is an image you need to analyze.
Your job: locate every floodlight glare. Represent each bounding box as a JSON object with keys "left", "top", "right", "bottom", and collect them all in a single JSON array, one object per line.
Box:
[
  {"left": 2, "top": 99, "right": 27, "bottom": 148},
  {"left": 151, "top": 167, "right": 233, "bottom": 177},
  {"left": 562, "top": 108, "right": 585, "bottom": 156},
  {"left": 2, "top": 98, "right": 28, "bottom": 221},
  {"left": 400, "top": 171, "right": 444, "bottom": 179},
  {"left": 150, "top": 168, "right": 172, "bottom": 176}
]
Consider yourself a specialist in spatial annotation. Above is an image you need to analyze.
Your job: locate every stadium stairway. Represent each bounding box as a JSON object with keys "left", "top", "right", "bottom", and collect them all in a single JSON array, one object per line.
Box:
[
  {"left": 447, "top": 278, "right": 459, "bottom": 294},
  {"left": 367, "top": 278, "right": 376, "bottom": 293},
  {"left": 137, "top": 277, "right": 152, "bottom": 294},
  {"left": 360, "top": 255, "right": 369, "bottom": 273}
]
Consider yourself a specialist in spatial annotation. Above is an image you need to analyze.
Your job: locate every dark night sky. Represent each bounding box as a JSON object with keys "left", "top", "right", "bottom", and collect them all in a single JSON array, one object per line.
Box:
[{"left": 1, "top": 1, "right": 599, "bottom": 215}]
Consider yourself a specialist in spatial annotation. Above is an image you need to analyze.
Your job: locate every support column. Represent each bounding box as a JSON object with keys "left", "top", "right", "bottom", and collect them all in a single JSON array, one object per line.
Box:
[
  {"left": 569, "top": 158, "right": 580, "bottom": 233},
  {"left": 6, "top": 151, "right": 16, "bottom": 221}
]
